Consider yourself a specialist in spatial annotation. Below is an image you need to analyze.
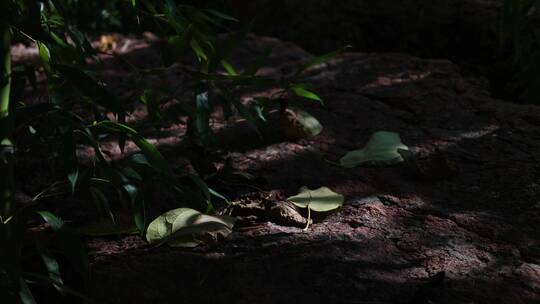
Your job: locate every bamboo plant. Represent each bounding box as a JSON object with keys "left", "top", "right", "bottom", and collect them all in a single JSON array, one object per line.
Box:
[
  {"left": 0, "top": 13, "right": 13, "bottom": 222},
  {"left": 0, "top": 14, "right": 22, "bottom": 303}
]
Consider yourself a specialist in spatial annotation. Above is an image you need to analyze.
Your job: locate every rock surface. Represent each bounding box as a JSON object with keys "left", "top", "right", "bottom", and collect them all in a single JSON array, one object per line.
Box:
[{"left": 70, "top": 34, "right": 540, "bottom": 304}]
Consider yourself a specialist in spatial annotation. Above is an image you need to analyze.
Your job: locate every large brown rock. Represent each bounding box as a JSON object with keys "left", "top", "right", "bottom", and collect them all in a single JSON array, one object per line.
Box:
[{"left": 75, "top": 34, "right": 540, "bottom": 304}]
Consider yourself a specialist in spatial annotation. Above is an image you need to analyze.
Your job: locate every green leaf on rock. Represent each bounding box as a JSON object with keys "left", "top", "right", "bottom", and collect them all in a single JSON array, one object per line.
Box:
[
  {"left": 146, "top": 208, "right": 236, "bottom": 247},
  {"left": 287, "top": 186, "right": 344, "bottom": 212},
  {"left": 340, "top": 131, "right": 409, "bottom": 168},
  {"left": 280, "top": 108, "right": 323, "bottom": 139}
]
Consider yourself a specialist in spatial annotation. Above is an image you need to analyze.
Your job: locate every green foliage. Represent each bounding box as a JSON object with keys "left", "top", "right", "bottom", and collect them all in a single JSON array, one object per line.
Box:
[
  {"left": 37, "top": 211, "right": 89, "bottom": 277},
  {"left": 289, "top": 84, "right": 323, "bottom": 103},
  {"left": 0, "top": 0, "right": 343, "bottom": 301},
  {"left": 0, "top": 8, "right": 19, "bottom": 304},
  {"left": 95, "top": 121, "right": 172, "bottom": 176}
]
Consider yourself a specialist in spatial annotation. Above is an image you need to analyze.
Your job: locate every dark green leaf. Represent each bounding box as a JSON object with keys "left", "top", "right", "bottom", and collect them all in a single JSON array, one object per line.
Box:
[
  {"left": 289, "top": 84, "right": 323, "bottom": 103},
  {"left": 95, "top": 121, "right": 172, "bottom": 176},
  {"left": 67, "top": 170, "right": 79, "bottom": 193},
  {"left": 140, "top": 89, "right": 162, "bottom": 123},
  {"left": 220, "top": 59, "right": 237, "bottom": 76},
  {"left": 203, "top": 9, "right": 239, "bottom": 22},
  {"left": 295, "top": 46, "right": 351, "bottom": 76},
  {"left": 62, "top": 130, "right": 78, "bottom": 193},
  {"left": 19, "top": 277, "right": 37, "bottom": 304},
  {"left": 188, "top": 174, "right": 211, "bottom": 202},
  {"left": 190, "top": 38, "right": 208, "bottom": 62},
  {"left": 54, "top": 64, "right": 124, "bottom": 114},
  {"left": 36, "top": 241, "right": 63, "bottom": 292},
  {"left": 88, "top": 187, "right": 114, "bottom": 223},
  {"left": 36, "top": 211, "right": 89, "bottom": 277},
  {"left": 230, "top": 98, "right": 261, "bottom": 137},
  {"left": 23, "top": 273, "right": 96, "bottom": 303},
  {"left": 37, "top": 42, "right": 53, "bottom": 75},
  {"left": 208, "top": 187, "right": 229, "bottom": 204},
  {"left": 244, "top": 47, "right": 272, "bottom": 76},
  {"left": 133, "top": 194, "right": 147, "bottom": 233}
]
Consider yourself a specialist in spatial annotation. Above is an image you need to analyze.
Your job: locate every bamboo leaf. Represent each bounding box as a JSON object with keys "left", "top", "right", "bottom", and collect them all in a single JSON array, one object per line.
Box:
[
  {"left": 295, "top": 46, "right": 351, "bottom": 76},
  {"left": 289, "top": 85, "right": 323, "bottom": 103},
  {"left": 36, "top": 211, "right": 89, "bottom": 277},
  {"left": 95, "top": 121, "right": 172, "bottom": 176},
  {"left": 54, "top": 64, "right": 124, "bottom": 114}
]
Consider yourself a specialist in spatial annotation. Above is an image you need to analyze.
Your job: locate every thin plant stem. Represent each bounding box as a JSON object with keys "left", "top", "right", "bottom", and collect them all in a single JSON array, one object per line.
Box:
[
  {"left": 303, "top": 191, "right": 313, "bottom": 231},
  {"left": 0, "top": 19, "right": 14, "bottom": 224}
]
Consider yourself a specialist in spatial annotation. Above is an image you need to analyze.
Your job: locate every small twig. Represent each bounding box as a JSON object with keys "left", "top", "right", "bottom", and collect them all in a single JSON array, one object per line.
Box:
[
  {"left": 11, "top": 26, "right": 36, "bottom": 42},
  {"left": 322, "top": 156, "right": 342, "bottom": 167},
  {"left": 303, "top": 191, "right": 313, "bottom": 231}
]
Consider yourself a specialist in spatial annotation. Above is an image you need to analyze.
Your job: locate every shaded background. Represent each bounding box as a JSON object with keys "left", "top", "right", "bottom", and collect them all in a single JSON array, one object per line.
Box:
[{"left": 223, "top": 0, "right": 507, "bottom": 98}]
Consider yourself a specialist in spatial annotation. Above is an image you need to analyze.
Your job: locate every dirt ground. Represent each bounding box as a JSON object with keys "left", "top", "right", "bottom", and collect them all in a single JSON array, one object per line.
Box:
[{"left": 13, "top": 32, "right": 540, "bottom": 304}]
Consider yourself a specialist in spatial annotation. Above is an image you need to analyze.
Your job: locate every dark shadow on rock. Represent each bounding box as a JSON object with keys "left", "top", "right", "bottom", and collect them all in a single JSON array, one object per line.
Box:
[{"left": 13, "top": 33, "right": 540, "bottom": 304}]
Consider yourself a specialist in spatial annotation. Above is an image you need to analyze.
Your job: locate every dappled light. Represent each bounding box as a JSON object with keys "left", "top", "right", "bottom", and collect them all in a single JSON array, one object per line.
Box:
[{"left": 2, "top": 1, "right": 540, "bottom": 304}]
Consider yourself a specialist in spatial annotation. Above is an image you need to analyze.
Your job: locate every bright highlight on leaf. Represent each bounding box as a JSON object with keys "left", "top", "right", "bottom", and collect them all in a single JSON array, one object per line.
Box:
[
  {"left": 340, "top": 131, "right": 409, "bottom": 168},
  {"left": 146, "top": 208, "right": 236, "bottom": 247},
  {"left": 220, "top": 59, "right": 238, "bottom": 76},
  {"left": 290, "top": 86, "right": 322, "bottom": 102},
  {"left": 287, "top": 186, "right": 344, "bottom": 212},
  {"left": 289, "top": 84, "right": 323, "bottom": 103}
]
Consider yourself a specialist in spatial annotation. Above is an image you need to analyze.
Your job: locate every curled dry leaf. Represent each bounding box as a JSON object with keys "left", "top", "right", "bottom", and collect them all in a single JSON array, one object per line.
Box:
[
  {"left": 268, "top": 201, "right": 312, "bottom": 227},
  {"left": 225, "top": 199, "right": 311, "bottom": 228}
]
